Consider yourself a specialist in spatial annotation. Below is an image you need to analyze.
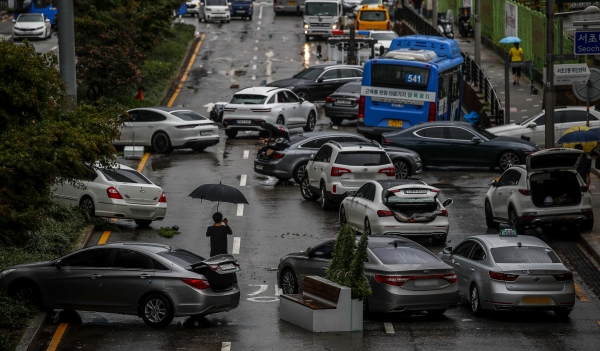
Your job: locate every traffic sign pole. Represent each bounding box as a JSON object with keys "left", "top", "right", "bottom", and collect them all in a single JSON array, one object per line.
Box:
[{"left": 545, "top": 0, "right": 555, "bottom": 149}]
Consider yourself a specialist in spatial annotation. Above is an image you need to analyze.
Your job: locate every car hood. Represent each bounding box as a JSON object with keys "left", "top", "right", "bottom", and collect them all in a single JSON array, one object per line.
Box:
[
  {"left": 487, "top": 123, "right": 524, "bottom": 136},
  {"left": 489, "top": 135, "right": 539, "bottom": 149},
  {"left": 14, "top": 22, "right": 44, "bottom": 29},
  {"left": 267, "top": 78, "right": 309, "bottom": 89}
]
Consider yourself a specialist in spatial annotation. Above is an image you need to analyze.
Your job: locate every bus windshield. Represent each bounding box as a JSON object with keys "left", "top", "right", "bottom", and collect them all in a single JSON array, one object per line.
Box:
[
  {"left": 371, "top": 64, "right": 430, "bottom": 89},
  {"left": 305, "top": 3, "right": 338, "bottom": 16}
]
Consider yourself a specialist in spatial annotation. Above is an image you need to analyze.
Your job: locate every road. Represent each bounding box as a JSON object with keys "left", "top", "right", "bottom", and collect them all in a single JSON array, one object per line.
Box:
[
  {"left": 33, "top": 5, "right": 600, "bottom": 350},
  {"left": 0, "top": 15, "right": 59, "bottom": 54}
]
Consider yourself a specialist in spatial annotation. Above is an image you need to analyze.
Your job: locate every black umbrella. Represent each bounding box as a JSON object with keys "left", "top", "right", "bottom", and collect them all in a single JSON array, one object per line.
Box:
[{"left": 189, "top": 182, "right": 249, "bottom": 212}]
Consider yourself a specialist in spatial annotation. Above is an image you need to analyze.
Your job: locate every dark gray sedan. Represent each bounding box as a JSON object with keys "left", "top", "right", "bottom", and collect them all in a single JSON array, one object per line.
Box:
[
  {"left": 277, "top": 236, "right": 459, "bottom": 314},
  {"left": 254, "top": 131, "right": 423, "bottom": 183},
  {"left": 324, "top": 81, "right": 361, "bottom": 125},
  {"left": 0, "top": 242, "right": 240, "bottom": 328}
]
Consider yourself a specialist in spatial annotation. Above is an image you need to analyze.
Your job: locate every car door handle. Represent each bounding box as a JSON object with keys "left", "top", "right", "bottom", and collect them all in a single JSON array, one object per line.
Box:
[
  {"left": 139, "top": 273, "right": 152, "bottom": 279},
  {"left": 89, "top": 274, "right": 102, "bottom": 279},
  {"left": 148, "top": 125, "right": 154, "bottom": 128}
]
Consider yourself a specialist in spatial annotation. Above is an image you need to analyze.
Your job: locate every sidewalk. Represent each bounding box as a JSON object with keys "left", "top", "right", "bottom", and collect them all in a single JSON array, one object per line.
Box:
[{"left": 0, "top": 14, "right": 13, "bottom": 41}]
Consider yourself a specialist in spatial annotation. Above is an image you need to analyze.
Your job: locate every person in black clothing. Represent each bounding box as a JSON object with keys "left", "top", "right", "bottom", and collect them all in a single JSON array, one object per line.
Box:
[
  {"left": 206, "top": 212, "right": 233, "bottom": 257},
  {"left": 575, "top": 144, "right": 592, "bottom": 187}
]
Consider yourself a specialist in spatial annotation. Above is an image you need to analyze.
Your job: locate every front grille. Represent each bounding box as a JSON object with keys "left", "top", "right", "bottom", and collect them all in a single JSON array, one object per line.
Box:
[{"left": 310, "top": 23, "right": 330, "bottom": 27}]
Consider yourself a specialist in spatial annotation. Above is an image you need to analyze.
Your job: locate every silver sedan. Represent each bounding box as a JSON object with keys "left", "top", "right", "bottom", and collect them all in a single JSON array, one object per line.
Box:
[
  {"left": 0, "top": 242, "right": 240, "bottom": 327},
  {"left": 438, "top": 233, "right": 575, "bottom": 317},
  {"left": 277, "top": 236, "right": 459, "bottom": 314}
]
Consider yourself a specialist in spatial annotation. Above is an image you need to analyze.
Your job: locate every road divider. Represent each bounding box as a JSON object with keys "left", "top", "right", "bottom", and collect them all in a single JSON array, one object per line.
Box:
[
  {"left": 137, "top": 152, "right": 150, "bottom": 172},
  {"left": 232, "top": 237, "right": 240, "bottom": 254},
  {"left": 236, "top": 204, "right": 244, "bottom": 216},
  {"left": 240, "top": 174, "right": 247, "bottom": 186},
  {"left": 574, "top": 283, "right": 589, "bottom": 302},
  {"left": 98, "top": 231, "right": 111, "bottom": 245}
]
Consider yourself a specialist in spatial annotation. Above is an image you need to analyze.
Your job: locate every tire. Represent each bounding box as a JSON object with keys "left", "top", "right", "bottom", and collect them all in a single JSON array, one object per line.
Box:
[
  {"left": 469, "top": 283, "right": 483, "bottom": 316},
  {"left": 330, "top": 117, "right": 343, "bottom": 125},
  {"left": 485, "top": 200, "right": 499, "bottom": 228},
  {"left": 554, "top": 309, "right": 571, "bottom": 318},
  {"left": 276, "top": 116, "right": 284, "bottom": 125},
  {"left": 140, "top": 293, "right": 174, "bottom": 328},
  {"left": 364, "top": 217, "right": 371, "bottom": 235},
  {"left": 134, "top": 219, "right": 153, "bottom": 227},
  {"left": 427, "top": 309, "right": 447, "bottom": 316},
  {"left": 581, "top": 213, "right": 594, "bottom": 231},
  {"left": 339, "top": 205, "right": 347, "bottom": 225},
  {"left": 301, "top": 176, "right": 319, "bottom": 200},
  {"left": 296, "top": 90, "right": 311, "bottom": 102},
  {"left": 79, "top": 196, "right": 95, "bottom": 217},
  {"left": 509, "top": 207, "right": 525, "bottom": 234},
  {"left": 303, "top": 111, "right": 316, "bottom": 132},
  {"left": 10, "top": 281, "right": 42, "bottom": 307},
  {"left": 225, "top": 129, "right": 238, "bottom": 138},
  {"left": 152, "top": 132, "right": 173, "bottom": 154},
  {"left": 498, "top": 151, "right": 520, "bottom": 171},
  {"left": 320, "top": 184, "right": 332, "bottom": 210},
  {"left": 191, "top": 145, "right": 207, "bottom": 152},
  {"left": 293, "top": 162, "right": 308, "bottom": 184},
  {"left": 393, "top": 159, "right": 410, "bottom": 179},
  {"left": 281, "top": 269, "right": 298, "bottom": 294}
]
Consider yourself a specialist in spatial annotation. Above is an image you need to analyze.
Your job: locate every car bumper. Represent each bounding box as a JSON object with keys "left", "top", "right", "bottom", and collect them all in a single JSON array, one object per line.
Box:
[
  {"left": 274, "top": 5, "right": 304, "bottom": 12},
  {"left": 173, "top": 285, "right": 241, "bottom": 317},
  {"left": 254, "top": 159, "right": 294, "bottom": 179},
  {"left": 480, "top": 281, "right": 575, "bottom": 312},
  {"left": 13, "top": 29, "right": 45, "bottom": 38},
  {"left": 371, "top": 217, "right": 449, "bottom": 238},
  {"left": 324, "top": 104, "right": 358, "bottom": 119},
  {"left": 206, "top": 13, "right": 230, "bottom": 20},
  {"left": 223, "top": 117, "right": 270, "bottom": 131},
  {"left": 187, "top": 8, "right": 200, "bottom": 14},
  {"left": 369, "top": 283, "right": 459, "bottom": 313},
  {"left": 230, "top": 10, "right": 253, "bottom": 16},
  {"left": 358, "top": 122, "right": 404, "bottom": 137},
  {"left": 95, "top": 202, "right": 167, "bottom": 221},
  {"left": 303, "top": 29, "right": 333, "bottom": 36},
  {"left": 180, "top": 137, "right": 220, "bottom": 149}
]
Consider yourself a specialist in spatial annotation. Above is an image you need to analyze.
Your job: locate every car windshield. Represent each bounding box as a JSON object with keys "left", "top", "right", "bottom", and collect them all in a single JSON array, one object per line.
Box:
[
  {"left": 304, "top": 3, "right": 338, "bottom": 16},
  {"left": 490, "top": 246, "right": 561, "bottom": 264},
  {"left": 372, "top": 246, "right": 439, "bottom": 264},
  {"left": 335, "top": 151, "right": 390, "bottom": 166},
  {"left": 18, "top": 15, "right": 43, "bottom": 22},
  {"left": 370, "top": 32, "right": 397, "bottom": 40},
  {"left": 360, "top": 11, "right": 386, "bottom": 21},
  {"left": 337, "top": 83, "right": 361, "bottom": 93},
  {"left": 171, "top": 110, "right": 208, "bottom": 121},
  {"left": 520, "top": 112, "right": 544, "bottom": 126},
  {"left": 230, "top": 94, "right": 267, "bottom": 104},
  {"left": 293, "top": 67, "right": 324, "bottom": 80},
  {"left": 206, "top": 0, "right": 227, "bottom": 5},
  {"left": 473, "top": 125, "right": 497, "bottom": 140},
  {"left": 101, "top": 168, "right": 152, "bottom": 184},
  {"left": 159, "top": 247, "right": 205, "bottom": 267}
]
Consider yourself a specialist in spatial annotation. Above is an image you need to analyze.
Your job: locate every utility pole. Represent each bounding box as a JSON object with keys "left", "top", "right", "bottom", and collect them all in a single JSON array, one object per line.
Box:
[
  {"left": 545, "top": 0, "right": 555, "bottom": 149},
  {"left": 474, "top": 0, "right": 481, "bottom": 65},
  {"left": 57, "top": 0, "right": 77, "bottom": 110}
]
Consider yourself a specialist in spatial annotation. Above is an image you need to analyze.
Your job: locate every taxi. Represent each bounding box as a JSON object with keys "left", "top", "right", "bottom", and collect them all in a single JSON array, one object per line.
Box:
[{"left": 355, "top": 5, "right": 391, "bottom": 31}]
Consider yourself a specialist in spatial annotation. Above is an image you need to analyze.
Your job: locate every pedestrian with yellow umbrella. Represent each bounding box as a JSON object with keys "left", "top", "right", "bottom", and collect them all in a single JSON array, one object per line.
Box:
[{"left": 559, "top": 126, "right": 600, "bottom": 187}]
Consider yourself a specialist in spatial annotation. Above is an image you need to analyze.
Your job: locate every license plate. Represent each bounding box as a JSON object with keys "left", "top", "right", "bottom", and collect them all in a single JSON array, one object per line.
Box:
[
  {"left": 392, "top": 103, "right": 405, "bottom": 108},
  {"left": 200, "top": 131, "right": 213, "bottom": 136},
  {"left": 288, "top": 1, "right": 296, "bottom": 5},
  {"left": 237, "top": 120, "right": 251, "bottom": 124},
  {"left": 219, "top": 263, "right": 236, "bottom": 271},
  {"left": 404, "top": 189, "right": 427, "bottom": 194},
  {"left": 414, "top": 279, "right": 438, "bottom": 287},
  {"left": 337, "top": 99, "right": 352, "bottom": 105},
  {"left": 237, "top": 10, "right": 246, "bottom": 13},
  {"left": 388, "top": 120, "right": 403, "bottom": 127},
  {"left": 522, "top": 296, "right": 551, "bottom": 305},
  {"left": 255, "top": 164, "right": 263, "bottom": 170}
]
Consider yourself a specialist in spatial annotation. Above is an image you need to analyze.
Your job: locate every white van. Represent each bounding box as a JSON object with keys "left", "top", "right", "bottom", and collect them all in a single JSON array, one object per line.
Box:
[
  {"left": 199, "top": 0, "right": 231, "bottom": 23},
  {"left": 303, "top": 0, "right": 344, "bottom": 40}
]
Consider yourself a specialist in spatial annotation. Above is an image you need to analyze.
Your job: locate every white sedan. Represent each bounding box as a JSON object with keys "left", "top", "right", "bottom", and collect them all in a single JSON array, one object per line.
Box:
[
  {"left": 113, "top": 107, "right": 220, "bottom": 154},
  {"left": 51, "top": 164, "right": 167, "bottom": 227},
  {"left": 339, "top": 180, "right": 453, "bottom": 244},
  {"left": 12, "top": 13, "right": 51, "bottom": 40},
  {"left": 222, "top": 87, "right": 317, "bottom": 138}
]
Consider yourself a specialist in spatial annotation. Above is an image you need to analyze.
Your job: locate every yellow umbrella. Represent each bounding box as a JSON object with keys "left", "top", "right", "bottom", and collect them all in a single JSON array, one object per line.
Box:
[{"left": 562, "top": 125, "right": 597, "bottom": 152}]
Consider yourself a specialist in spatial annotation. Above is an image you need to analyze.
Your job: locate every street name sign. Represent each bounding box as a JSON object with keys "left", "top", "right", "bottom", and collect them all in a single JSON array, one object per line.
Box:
[
  {"left": 575, "top": 30, "right": 600, "bottom": 55},
  {"left": 554, "top": 64, "right": 591, "bottom": 85}
]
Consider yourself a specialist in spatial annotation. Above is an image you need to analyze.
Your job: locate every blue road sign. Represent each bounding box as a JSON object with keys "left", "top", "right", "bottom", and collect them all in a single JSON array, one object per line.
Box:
[{"left": 575, "top": 30, "right": 600, "bottom": 55}]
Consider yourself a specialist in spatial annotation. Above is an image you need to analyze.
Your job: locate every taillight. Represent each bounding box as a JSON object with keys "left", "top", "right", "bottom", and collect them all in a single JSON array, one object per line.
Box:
[
  {"left": 209, "top": 264, "right": 219, "bottom": 271},
  {"left": 272, "top": 152, "right": 285, "bottom": 159},
  {"left": 386, "top": 20, "right": 391, "bottom": 30},
  {"left": 325, "top": 96, "right": 336, "bottom": 103},
  {"left": 438, "top": 209, "right": 448, "bottom": 217},
  {"left": 489, "top": 271, "right": 519, "bottom": 281},
  {"left": 428, "top": 102, "right": 436, "bottom": 122},
  {"left": 377, "top": 210, "right": 393, "bottom": 217},
  {"left": 331, "top": 167, "right": 352, "bottom": 176},
  {"left": 181, "top": 278, "right": 211, "bottom": 290},
  {"left": 175, "top": 124, "right": 202, "bottom": 129},
  {"left": 332, "top": 184, "right": 337, "bottom": 193},
  {"left": 374, "top": 274, "right": 410, "bottom": 286},
  {"left": 581, "top": 185, "right": 589, "bottom": 192},
  {"left": 443, "top": 273, "right": 458, "bottom": 284},
  {"left": 383, "top": 138, "right": 393, "bottom": 145},
  {"left": 358, "top": 96, "right": 365, "bottom": 122},
  {"left": 159, "top": 192, "right": 167, "bottom": 203},
  {"left": 429, "top": 188, "right": 439, "bottom": 193},
  {"left": 582, "top": 208, "right": 593, "bottom": 215},
  {"left": 553, "top": 272, "right": 573, "bottom": 281},
  {"left": 107, "top": 187, "right": 123, "bottom": 199},
  {"left": 378, "top": 167, "right": 396, "bottom": 177},
  {"left": 518, "top": 189, "right": 531, "bottom": 195}
]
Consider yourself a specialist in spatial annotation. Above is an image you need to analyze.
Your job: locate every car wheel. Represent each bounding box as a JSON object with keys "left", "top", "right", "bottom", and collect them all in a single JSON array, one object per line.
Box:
[
  {"left": 393, "top": 159, "right": 410, "bottom": 179},
  {"left": 581, "top": 213, "right": 594, "bottom": 231},
  {"left": 499, "top": 151, "right": 520, "bottom": 171},
  {"left": 554, "top": 309, "right": 571, "bottom": 318},
  {"left": 152, "top": 132, "right": 173, "bottom": 154},
  {"left": 303, "top": 111, "right": 316, "bottom": 132},
  {"left": 141, "top": 293, "right": 174, "bottom": 328},
  {"left": 469, "top": 283, "right": 483, "bottom": 316},
  {"left": 225, "top": 129, "right": 238, "bottom": 138},
  {"left": 301, "top": 176, "right": 319, "bottom": 200},
  {"left": 281, "top": 269, "right": 298, "bottom": 294},
  {"left": 134, "top": 219, "right": 153, "bottom": 227},
  {"left": 364, "top": 217, "right": 371, "bottom": 235},
  {"left": 426, "top": 309, "right": 447, "bottom": 316},
  {"left": 10, "top": 281, "right": 42, "bottom": 307},
  {"left": 191, "top": 145, "right": 207, "bottom": 152},
  {"left": 339, "top": 205, "right": 347, "bottom": 225},
  {"left": 509, "top": 207, "right": 525, "bottom": 234},
  {"left": 320, "top": 184, "right": 332, "bottom": 210},
  {"left": 485, "top": 201, "right": 499, "bottom": 228},
  {"left": 296, "top": 90, "right": 311, "bottom": 102},
  {"left": 293, "top": 162, "right": 308, "bottom": 184},
  {"left": 79, "top": 196, "right": 95, "bottom": 217},
  {"left": 330, "top": 117, "right": 343, "bottom": 125},
  {"left": 276, "top": 116, "right": 284, "bottom": 125}
]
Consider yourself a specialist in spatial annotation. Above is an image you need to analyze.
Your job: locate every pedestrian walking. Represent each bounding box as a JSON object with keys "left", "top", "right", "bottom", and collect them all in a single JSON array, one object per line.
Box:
[
  {"left": 413, "top": 0, "right": 423, "bottom": 16},
  {"left": 575, "top": 144, "right": 592, "bottom": 187},
  {"left": 206, "top": 212, "right": 233, "bottom": 256},
  {"left": 509, "top": 43, "right": 524, "bottom": 86}
]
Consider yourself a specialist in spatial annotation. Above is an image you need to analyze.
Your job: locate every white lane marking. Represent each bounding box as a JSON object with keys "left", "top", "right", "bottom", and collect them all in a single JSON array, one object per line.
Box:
[
  {"left": 257, "top": 27, "right": 261, "bottom": 30},
  {"left": 240, "top": 174, "right": 247, "bottom": 186},
  {"left": 252, "top": 64, "right": 256, "bottom": 70},
  {"left": 254, "top": 47, "right": 258, "bottom": 51},
  {"left": 332, "top": 125, "right": 338, "bottom": 129},
  {"left": 384, "top": 322, "right": 395, "bottom": 334},
  {"left": 245, "top": 130, "right": 251, "bottom": 134},
  {"left": 243, "top": 150, "right": 249, "bottom": 159},
  {"left": 252, "top": 75, "right": 256, "bottom": 80},
  {"left": 203, "top": 102, "right": 215, "bottom": 112},
  {"left": 253, "top": 55, "right": 257, "bottom": 60},
  {"left": 237, "top": 203, "right": 244, "bottom": 216},
  {"left": 232, "top": 237, "right": 241, "bottom": 254},
  {"left": 259, "top": 4, "right": 263, "bottom": 19},
  {"left": 207, "top": 24, "right": 211, "bottom": 27},
  {"left": 275, "top": 285, "right": 282, "bottom": 296},
  {"left": 221, "top": 342, "right": 231, "bottom": 351},
  {"left": 255, "top": 39, "right": 259, "bottom": 43},
  {"left": 248, "top": 284, "right": 268, "bottom": 296},
  {"left": 258, "top": 21, "right": 262, "bottom": 25}
]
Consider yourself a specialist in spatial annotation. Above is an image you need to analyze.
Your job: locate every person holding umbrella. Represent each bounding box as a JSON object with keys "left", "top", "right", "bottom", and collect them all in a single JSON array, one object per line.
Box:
[
  {"left": 206, "top": 212, "right": 233, "bottom": 257},
  {"left": 509, "top": 42, "right": 524, "bottom": 86}
]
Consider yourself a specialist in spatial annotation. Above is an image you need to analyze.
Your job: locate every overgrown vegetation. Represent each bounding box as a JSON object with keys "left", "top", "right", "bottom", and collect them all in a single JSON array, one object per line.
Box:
[{"left": 158, "top": 226, "right": 181, "bottom": 238}]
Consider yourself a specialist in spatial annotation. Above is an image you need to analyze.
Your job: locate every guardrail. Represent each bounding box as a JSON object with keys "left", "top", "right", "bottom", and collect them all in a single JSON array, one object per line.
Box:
[
  {"left": 394, "top": 6, "right": 444, "bottom": 37},
  {"left": 462, "top": 53, "right": 504, "bottom": 125}
]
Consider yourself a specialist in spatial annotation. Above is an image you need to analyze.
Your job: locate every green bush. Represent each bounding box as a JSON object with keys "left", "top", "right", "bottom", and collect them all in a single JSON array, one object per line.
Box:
[{"left": 158, "top": 227, "right": 180, "bottom": 238}]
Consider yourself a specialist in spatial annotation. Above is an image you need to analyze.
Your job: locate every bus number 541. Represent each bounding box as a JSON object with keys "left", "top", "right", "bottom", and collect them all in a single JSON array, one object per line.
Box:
[{"left": 406, "top": 74, "right": 422, "bottom": 84}]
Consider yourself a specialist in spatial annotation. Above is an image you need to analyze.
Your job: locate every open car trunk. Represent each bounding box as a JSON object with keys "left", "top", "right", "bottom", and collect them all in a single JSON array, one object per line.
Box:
[
  {"left": 384, "top": 190, "right": 440, "bottom": 223},
  {"left": 256, "top": 123, "right": 291, "bottom": 160},
  {"left": 189, "top": 255, "right": 240, "bottom": 292},
  {"left": 530, "top": 170, "right": 582, "bottom": 208}
]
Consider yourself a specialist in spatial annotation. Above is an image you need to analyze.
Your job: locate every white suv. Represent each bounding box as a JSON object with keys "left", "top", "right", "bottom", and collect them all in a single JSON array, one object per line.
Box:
[
  {"left": 300, "top": 141, "right": 396, "bottom": 210},
  {"left": 484, "top": 148, "right": 593, "bottom": 233}
]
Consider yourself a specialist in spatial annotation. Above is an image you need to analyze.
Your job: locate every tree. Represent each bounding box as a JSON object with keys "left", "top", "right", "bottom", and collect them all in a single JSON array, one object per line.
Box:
[
  {"left": 346, "top": 231, "right": 372, "bottom": 300},
  {"left": 0, "top": 41, "right": 127, "bottom": 242},
  {"left": 326, "top": 224, "right": 356, "bottom": 284}
]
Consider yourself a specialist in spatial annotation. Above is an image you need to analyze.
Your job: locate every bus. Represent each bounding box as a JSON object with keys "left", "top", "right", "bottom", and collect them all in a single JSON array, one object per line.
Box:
[
  {"left": 357, "top": 35, "right": 464, "bottom": 137},
  {"left": 14, "top": 0, "right": 57, "bottom": 25}
]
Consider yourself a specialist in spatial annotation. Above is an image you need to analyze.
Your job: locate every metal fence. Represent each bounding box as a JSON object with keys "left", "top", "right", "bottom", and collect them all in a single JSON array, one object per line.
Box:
[
  {"left": 394, "top": 6, "right": 444, "bottom": 37},
  {"left": 462, "top": 53, "right": 504, "bottom": 125}
]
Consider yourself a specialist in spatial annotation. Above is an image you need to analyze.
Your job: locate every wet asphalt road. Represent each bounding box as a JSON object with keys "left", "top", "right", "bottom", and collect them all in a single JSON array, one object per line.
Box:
[{"left": 35, "top": 5, "right": 600, "bottom": 350}]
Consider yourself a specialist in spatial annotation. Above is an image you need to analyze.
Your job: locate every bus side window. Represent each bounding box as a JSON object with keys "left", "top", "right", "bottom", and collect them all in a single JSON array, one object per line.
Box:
[{"left": 438, "top": 76, "right": 448, "bottom": 100}]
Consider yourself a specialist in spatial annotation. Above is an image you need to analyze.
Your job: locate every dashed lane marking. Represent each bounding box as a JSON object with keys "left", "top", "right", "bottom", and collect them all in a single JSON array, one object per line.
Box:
[
  {"left": 46, "top": 323, "right": 68, "bottom": 351},
  {"left": 255, "top": 39, "right": 258, "bottom": 43},
  {"left": 575, "top": 283, "right": 589, "bottom": 302},
  {"left": 252, "top": 75, "right": 256, "bottom": 80},
  {"left": 252, "top": 64, "right": 256, "bottom": 70},
  {"left": 167, "top": 33, "right": 205, "bottom": 107},
  {"left": 237, "top": 203, "right": 244, "bottom": 216},
  {"left": 253, "top": 55, "right": 257, "bottom": 60},
  {"left": 240, "top": 174, "right": 247, "bottom": 186},
  {"left": 232, "top": 237, "right": 240, "bottom": 254},
  {"left": 258, "top": 21, "right": 261, "bottom": 25},
  {"left": 98, "top": 231, "right": 111, "bottom": 245},
  {"left": 384, "top": 322, "right": 395, "bottom": 334},
  {"left": 137, "top": 152, "right": 150, "bottom": 172},
  {"left": 254, "top": 47, "right": 258, "bottom": 51},
  {"left": 243, "top": 150, "right": 249, "bottom": 159},
  {"left": 221, "top": 342, "right": 231, "bottom": 351},
  {"left": 259, "top": 4, "right": 263, "bottom": 19},
  {"left": 257, "top": 27, "right": 260, "bottom": 30}
]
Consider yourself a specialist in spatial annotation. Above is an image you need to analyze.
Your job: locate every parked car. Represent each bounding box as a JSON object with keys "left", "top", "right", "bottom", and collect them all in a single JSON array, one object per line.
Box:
[
  {"left": 230, "top": 0, "right": 254, "bottom": 19},
  {"left": 277, "top": 236, "right": 459, "bottom": 314},
  {"left": 255, "top": 130, "right": 422, "bottom": 183},
  {"left": 222, "top": 87, "right": 317, "bottom": 138},
  {"left": 0, "top": 242, "right": 241, "bottom": 327},
  {"left": 113, "top": 107, "right": 219, "bottom": 154},
  {"left": 484, "top": 148, "right": 593, "bottom": 232},
  {"left": 324, "top": 81, "right": 361, "bottom": 125},
  {"left": 487, "top": 106, "right": 600, "bottom": 146},
  {"left": 340, "top": 180, "right": 453, "bottom": 244},
  {"left": 51, "top": 163, "right": 167, "bottom": 227},
  {"left": 382, "top": 121, "right": 540, "bottom": 171},
  {"left": 438, "top": 233, "right": 575, "bottom": 317},
  {"left": 12, "top": 13, "right": 51, "bottom": 40},
  {"left": 266, "top": 63, "right": 363, "bottom": 102},
  {"left": 186, "top": 0, "right": 201, "bottom": 16},
  {"left": 301, "top": 141, "right": 396, "bottom": 209},
  {"left": 274, "top": 0, "right": 306, "bottom": 15},
  {"left": 199, "top": 0, "right": 231, "bottom": 22}
]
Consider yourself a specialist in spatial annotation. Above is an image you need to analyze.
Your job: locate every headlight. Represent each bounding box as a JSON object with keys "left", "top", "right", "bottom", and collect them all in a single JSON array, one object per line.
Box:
[
  {"left": 410, "top": 155, "right": 421, "bottom": 162},
  {"left": 332, "top": 22, "right": 338, "bottom": 29},
  {"left": 0, "top": 269, "right": 15, "bottom": 279},
  {"left": 303, "top": 21, "right": 309, "bottom": 29}
]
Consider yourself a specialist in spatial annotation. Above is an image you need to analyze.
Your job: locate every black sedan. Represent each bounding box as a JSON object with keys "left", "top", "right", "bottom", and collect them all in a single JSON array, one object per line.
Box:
[
  {"left": 266, "top": 64, "right": 363, "bottom": 102},
  {"left": 324, "top": 81, "right": 361, "bottom": 125},
  {"left": 382, "top": 121, "right": 539, "bottom": 171}
]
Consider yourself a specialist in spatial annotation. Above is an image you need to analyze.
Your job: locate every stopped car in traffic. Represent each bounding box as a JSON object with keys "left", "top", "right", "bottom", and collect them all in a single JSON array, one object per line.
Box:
[
  {"left": 229, "top": 0, "right": 254, "bottom": 19},
  {"left": 324, "top": 80, "right": 361, "bottom": 125},
  {"left": 198, "top": 0, "right": 231, "bottom": 22},
  {"left": 438, "top": 233, "right": 575, "bottom": 317},
  {"left": 355, "top": 4, "right": 391, "bottom": 31},
  {"left": 113, "top": 107, "right": 219, "bottom": 154},
  {"left": 12, "top": 13, "right": 52, "bottom": 40},
  {"left": 222, "top": 87, "right": 317, "bottom": 138},
  {"left": 340, "top": 180, "right": 453, "bottom": 244},
  {"left": 51, "top": 163, "right": 167, "bottom": 227},
  {"left": 382, "top": 121, "right": 540, "bottom": 171},
  {"left": 274, "top": 0, "right": 306, "bottom": 14},
  {"left": 186, "top": 0, "right": 201, "bottom": 16},
  {"left": 484, "top": 148, "right": 593, "bottom": 233},
  {"left": 0, "top": 243, "right": 241, "bottom": 327},
  {"left": 278, "top": 236, "right": 459, "bottom": 314}
]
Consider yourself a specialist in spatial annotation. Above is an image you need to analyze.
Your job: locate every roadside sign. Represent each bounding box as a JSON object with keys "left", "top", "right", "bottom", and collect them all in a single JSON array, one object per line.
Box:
[
  {"left": 554, "top": 64, "right": 591, "bottom": 85},
  {"left": 574, "top": 30, "right": 600, "bottom": 55},
  {"left": 510, "top": 61, "right": 534, "bottom": 67}
]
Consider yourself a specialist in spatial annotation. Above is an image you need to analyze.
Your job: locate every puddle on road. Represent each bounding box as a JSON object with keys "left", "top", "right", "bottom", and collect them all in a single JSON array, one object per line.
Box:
[{"left": 151, "top": 155, "right": 172, "bottom": 171}]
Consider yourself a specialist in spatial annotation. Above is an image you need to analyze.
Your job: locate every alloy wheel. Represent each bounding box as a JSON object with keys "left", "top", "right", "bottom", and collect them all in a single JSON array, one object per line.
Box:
[
  {"left": 276, "top": 117, "right": 284, "bottom": 125},
  {"left": 296, "top": 164, "right": 307, "bottom": 183},
  {"left": 301, "top": 178, "right": 312, "bottom": 198},
  {"left": 282, "top": 271, "right": 296, "bottom": 294},
  {"left": 153, "top": 133, "right": 170, "bottom": 153},
  {"left": 80, "top": 197, "right": 94, "bottom": 216},
  {"left": 470, "top": 285, "right": 479, "bottom": 313},
  {"left": 394, "top": 160, "right": 409, "bottom": 179},
  {"left": 500, "top": 152, "right": 519, "bottom": 170},
  {"left": 307, "top": 112, "right": 316, "bottom": 130},
  {"left": 340, "top": 206, "right": 346, "bottom": 224},
  {"left": 364, "top": 218, "right": 371, "bottom": 235},
  {"left": 144, "top": 298, "right": 166, "bottom": 323}
]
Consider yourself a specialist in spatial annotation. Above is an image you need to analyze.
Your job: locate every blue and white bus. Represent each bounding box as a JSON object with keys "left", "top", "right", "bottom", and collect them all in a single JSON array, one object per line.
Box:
[
  {"left": 357, "top": 35, "right": 464, "bottom": 137},
  {"left": 14, "top": 0, "right": 57, "bottom": 25}
]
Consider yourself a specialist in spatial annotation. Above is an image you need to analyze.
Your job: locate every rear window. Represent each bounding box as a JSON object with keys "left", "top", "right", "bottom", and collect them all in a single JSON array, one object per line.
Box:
[
  {"left": 101, "top": 169, "right": 152, "bottom": 184},
  {"left": 360, "top": 11, "right": 387, "bottom": 21},
  {"left": 171, "top": 111, "right": 208, "bottom": 121},
  {"left": 158, "top": 248, "right": 205, "bottom": 267},
  {"left": 372, "top": 246, "right": 439, "bottom": 264},
  {"left": 230, "top": 94, "right": 267, "bottom": 105},
  {"left": 335, "top": 151, "right": 390, "bottom": 166},
  {"left": 490, "top": 247, "right": 561, "bottom": 264},
  {"left": 337, "top": 83, "right": 361, "bottom": 93},
  {"left": 371, "top": 64, "right": 430, "bottom": 89}
]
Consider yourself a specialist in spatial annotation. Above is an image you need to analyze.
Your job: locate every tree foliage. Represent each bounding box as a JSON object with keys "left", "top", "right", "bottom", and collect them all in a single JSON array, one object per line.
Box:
[
  {"left": 346, "top": 231, "right": 372, "bottom": 300},
  {"left": 326, "top": 224, "right": 356, "bottom": 283}
]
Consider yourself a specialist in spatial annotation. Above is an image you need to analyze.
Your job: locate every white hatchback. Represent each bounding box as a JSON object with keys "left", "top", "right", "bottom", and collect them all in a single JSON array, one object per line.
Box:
[
  {"left": 340, "top": 180, "right": 453, "bottom": 244},
  {"left": 51, "top": 164, "right": 167, "bottom": 227}
]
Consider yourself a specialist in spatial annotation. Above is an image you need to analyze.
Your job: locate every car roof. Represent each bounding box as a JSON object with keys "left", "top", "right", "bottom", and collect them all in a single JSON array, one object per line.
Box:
[
  {"left": 103, "top": 242, "right": 172, "bottom": 253},
  {"left": 309, "top": 63, "right": 363, "bottom": 70},
  {"left": 470, "top": 235, "right": 549, "bottom": 249},
  {"left": 235, "top": 86, "right": 282, "bottom": 95},
  {"left": 129, "top": 107, "right": 193, "bottom": 113},
  {"left": 416, "top": 121, "right": 473, "bottom": 127},
  {"left": 328, "top": 141, "right": 382, "bottom": 150}
]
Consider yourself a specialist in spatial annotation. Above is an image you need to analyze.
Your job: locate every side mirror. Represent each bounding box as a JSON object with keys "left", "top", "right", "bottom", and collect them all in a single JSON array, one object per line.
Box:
[
  {"left": 299, "top": 98, "right": 305, "bottom": 103},
  {"left": 45, "top": 19, "right": 50, "bottom": 23},
  {"left": 442, "top": 247, "right": 453, "bottom": 255},
  {"left": 528, "top": 122, "right": 537, "bottom": 128},
  {"left": 317, "top": 77, "right": 324, "bottom": 83},
  {"left": 309, "top": 154, "right": 315, "bottom": 160},
  {"left": 12, "top": 19, "right": 16, "bottom": 23},
  {"left": 471, "top": 137, "right": 483, "bottom": 143},
  {"left": 306, "top": 247, "right": 312, "bottom": 256},
  {"left": 442, "top": 198, "right": 453, "bottom": 207},
  {"left": 54, "top": 260, "right": 62, "bottom": 268},
  {"left": 347, "top": 190, "right": 356, "bottom": 197},
  {"left": 491, "top": 179, "right": 498, "bottom": 187}
]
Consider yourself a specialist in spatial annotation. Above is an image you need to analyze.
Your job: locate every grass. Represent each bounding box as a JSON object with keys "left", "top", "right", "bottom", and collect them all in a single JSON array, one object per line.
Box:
[{"left": 158, "top": 227, "right": 181, "bottom": 238}]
